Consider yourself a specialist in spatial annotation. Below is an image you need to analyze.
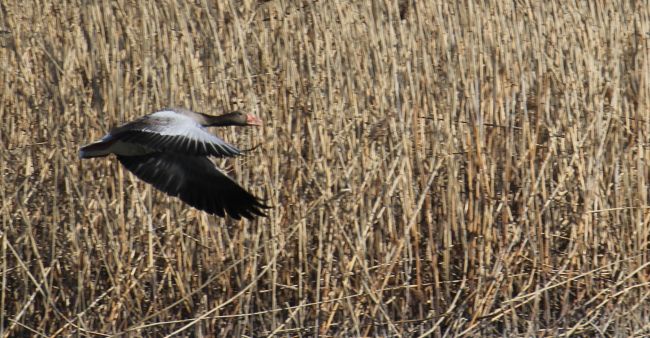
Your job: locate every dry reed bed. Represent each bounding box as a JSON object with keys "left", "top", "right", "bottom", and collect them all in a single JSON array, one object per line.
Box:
[{"left": 1, "top": 0, "right": 649, "bottom": 336}]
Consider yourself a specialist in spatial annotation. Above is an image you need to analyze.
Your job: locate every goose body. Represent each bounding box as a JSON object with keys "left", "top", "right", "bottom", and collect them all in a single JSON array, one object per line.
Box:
[{"left": 80, "top": 108, "right": 268, "bottom": 219}]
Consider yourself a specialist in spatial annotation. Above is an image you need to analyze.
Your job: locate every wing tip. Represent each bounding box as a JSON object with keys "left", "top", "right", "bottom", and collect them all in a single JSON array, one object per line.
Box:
[{"left": 219, "top": 196, "right": 271, "bottom": 220}]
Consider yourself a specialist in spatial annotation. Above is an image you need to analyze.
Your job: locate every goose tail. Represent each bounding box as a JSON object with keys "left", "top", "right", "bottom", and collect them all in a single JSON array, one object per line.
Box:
[{"left": 79, "top": 139, "right": 114, "bottom": 159}]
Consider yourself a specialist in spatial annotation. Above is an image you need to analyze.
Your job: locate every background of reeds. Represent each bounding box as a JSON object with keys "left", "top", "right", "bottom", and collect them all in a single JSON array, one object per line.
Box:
[{"left": 2, "top": 0, "right": 650, "bottom": 336}]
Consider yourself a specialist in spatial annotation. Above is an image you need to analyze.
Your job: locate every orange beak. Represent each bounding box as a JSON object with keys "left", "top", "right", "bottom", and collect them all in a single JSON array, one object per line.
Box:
[{"left": 246, "top": 114, "right": 263, "bottom": 126}]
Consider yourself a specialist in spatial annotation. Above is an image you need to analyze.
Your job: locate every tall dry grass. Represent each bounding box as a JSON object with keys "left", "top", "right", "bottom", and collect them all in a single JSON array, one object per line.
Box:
[{"left": 1, "top": 0, "right": 649, "bottom": 336}]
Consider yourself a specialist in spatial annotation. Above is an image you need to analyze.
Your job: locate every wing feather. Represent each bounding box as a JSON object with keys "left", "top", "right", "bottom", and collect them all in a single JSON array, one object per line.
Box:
[{"left": 116, "top": 153, "right": 268, "bottom": 219}]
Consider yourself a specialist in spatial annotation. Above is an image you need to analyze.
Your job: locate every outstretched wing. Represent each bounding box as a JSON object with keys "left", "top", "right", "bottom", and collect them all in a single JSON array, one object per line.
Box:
[{"left": 117, "top": 153, "right": 268, "bottom": 219}]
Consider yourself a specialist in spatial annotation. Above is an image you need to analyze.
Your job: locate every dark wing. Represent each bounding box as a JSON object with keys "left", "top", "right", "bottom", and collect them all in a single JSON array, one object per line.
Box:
[
  {"left": 117, "top": 153, "right": 269, "bottom": 219},
  {"left": 110, "top": 111, "right": 241, "bottom": 157}
]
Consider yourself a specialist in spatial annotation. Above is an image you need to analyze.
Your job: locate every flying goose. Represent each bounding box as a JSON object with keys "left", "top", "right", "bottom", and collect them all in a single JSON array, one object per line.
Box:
[{"left": 79, "top": 108, "right": 269, "bottom": 219}]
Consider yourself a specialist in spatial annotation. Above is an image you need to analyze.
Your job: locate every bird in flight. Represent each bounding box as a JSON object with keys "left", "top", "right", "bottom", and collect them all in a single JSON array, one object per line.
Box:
[{"left": 79, "top": 108, "right": 269, "bottom": 219}]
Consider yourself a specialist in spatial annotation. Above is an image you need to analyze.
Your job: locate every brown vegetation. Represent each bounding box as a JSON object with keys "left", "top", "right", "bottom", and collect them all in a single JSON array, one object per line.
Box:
[{"left": 1, "top": 0, "right": 649, "bottom": 336}]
